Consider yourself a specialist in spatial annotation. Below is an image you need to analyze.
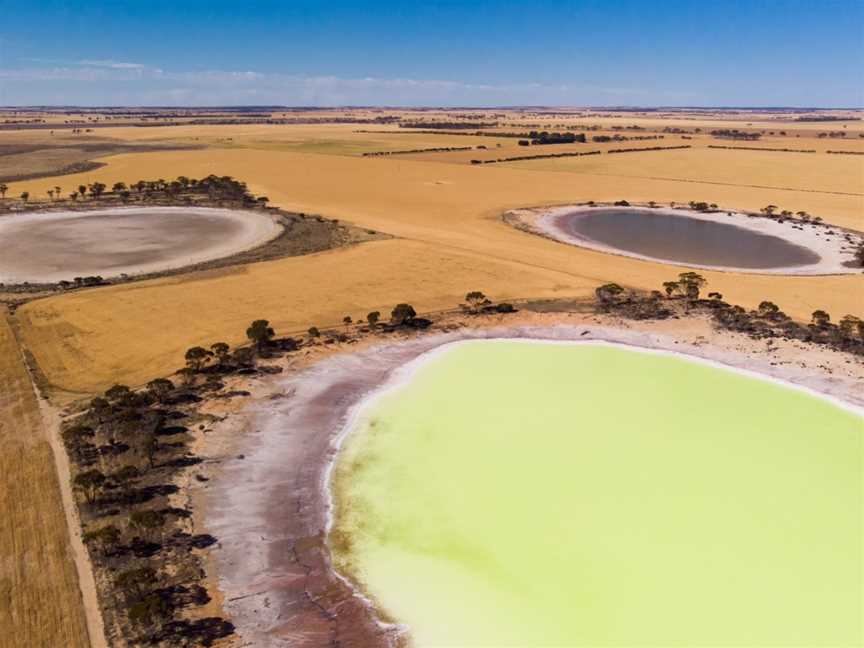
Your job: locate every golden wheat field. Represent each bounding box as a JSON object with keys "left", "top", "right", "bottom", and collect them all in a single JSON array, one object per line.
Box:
[
  {"left": 3, "top": 0, "right": 864, "bottom": 644},
  {"left": 0, "top": 106, "right": 862, "bottom": 648},
  {"left": 5, "top": 118, "right": 863, "bottom": 396},
  {"left": 0, "top": 309, "right": 90, "bottom": 648}
]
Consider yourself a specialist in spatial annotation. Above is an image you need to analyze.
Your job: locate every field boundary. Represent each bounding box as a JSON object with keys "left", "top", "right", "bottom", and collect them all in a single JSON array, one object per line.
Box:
[{"left": 6, "top": 310, "right": 108, "bottom": 648}]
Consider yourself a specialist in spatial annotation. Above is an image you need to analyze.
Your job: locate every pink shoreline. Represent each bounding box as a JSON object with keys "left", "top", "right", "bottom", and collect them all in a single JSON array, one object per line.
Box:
[{"left": 197, "top": 319, "right": 863, "bottom": 647}]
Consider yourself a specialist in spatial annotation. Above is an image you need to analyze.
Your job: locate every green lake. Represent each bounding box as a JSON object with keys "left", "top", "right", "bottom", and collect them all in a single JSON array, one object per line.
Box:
[{"left": 332, "top": 340, "right": 863, "bottom": 647}]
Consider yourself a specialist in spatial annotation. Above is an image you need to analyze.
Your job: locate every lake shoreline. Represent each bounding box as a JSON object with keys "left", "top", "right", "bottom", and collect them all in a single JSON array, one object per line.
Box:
[
  {"left": 187, "top": 309, "right": 862, "bottom": 646},
  {"left": 507, "top": 204, "right": 862, "bottom": 275}
]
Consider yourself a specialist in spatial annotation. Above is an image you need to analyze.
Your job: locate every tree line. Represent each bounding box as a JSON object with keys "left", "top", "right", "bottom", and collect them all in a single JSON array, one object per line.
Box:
[
  {"left": 595, "top": 273, "right": 864, "bottom": 355},
  {"left": 3, "top": 174, "right": 273, "bottom": 209}
]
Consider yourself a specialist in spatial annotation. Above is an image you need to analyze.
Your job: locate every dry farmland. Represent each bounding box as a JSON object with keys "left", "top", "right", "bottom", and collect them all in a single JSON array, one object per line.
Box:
[
  {"left": 0, "top": 108, "right": 862, "bottom": 645},
  {"left": 4, "top": 118, "right": 862, "bottom": 395},
  {"left": 0, "top": 309, "right": 90, "bottom": 648}
]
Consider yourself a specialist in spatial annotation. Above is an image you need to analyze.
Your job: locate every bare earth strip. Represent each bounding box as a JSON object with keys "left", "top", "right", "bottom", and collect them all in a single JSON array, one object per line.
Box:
[{"left": 0, "top": 309, "right": 93, "bottom": 648}]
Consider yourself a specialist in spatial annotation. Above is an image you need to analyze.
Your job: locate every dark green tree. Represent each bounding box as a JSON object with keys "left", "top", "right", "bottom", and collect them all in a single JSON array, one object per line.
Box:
[
  {"left": 211, "top": 342, "right": 231, "bottom": 366},
  {"left": 465, "top": 291, "right": 490, "bottom": 313},
  {"left": 82, "top": 525, "right": 121, "bottom": 556},
  {"left": 594, "top": 283, "right": 625, "bottom": 309},
  {"left": 74, "top": 469, "right": 106, "bottom": 503},
  {"left": 184, "top": 346, "right": 211, "bottom": 372},
  {"left": 391, "top": 303, "right": 417, "bottom": 326},
  {"left": 146, "top": 378, "right": 174, "bottom": 403},
  {"left": 246, "top": 319, "right": 275, "bottom": 351}
]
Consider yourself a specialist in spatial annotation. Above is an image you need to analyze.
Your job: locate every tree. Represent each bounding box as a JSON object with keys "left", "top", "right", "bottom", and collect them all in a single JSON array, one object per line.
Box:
[
  {"left": 177, "top": 366, "right": 196, "bottom": 388},
  {"left": 142, "top": 435, "right": 159, "bottom": 468},
  {"left": 146, "top": 378, "right": 174, "bottom": 402},
  {"left": 89, "top": 396, "right": 111, "bottom": 423},
  {"left": 47, "top": 189, "right": 55, "bottom": 201},
  {"left": 74, "top": 469, "right": 106, "bottom": 504},
  {"left": 662, "top": 281, "right": 681, "bottom": 298},
  {"left": 105, "top": 384, "right": 133, "bottom": 403},
  {"left": 82, "top": 525, "right": 121, "bottom": 556},
  {"left": 707, "top": 292, "right": 723, "bottom": 301},
  {"left": 307, "top": 326, "right": 320, "bottom": 339},
  {"left": 116, "top": 566, "right": 157, "bottom": 600},
  {"left": 811, "top": 310, "right": 831, "bottom": 328},
  {"left": 63, "top": 424, "right": 95, "bottom": 448},
  {"left": 677, "top": 272, "right": 706, "bottom": 300},
  {"left": 465, "top": 291, "right": 490, "bottom": 313},
  {"left": 343, "top": 315, "right": 353, "bottom": 330},
  {"left": 78, "top": 184, "right": 87, "bottom": 199},
  {"left": 112, "top": 182, "right": 127, "bottom": 193},
  {"left": 232, "top": 347, "right": 255, "bottom": 367},
  {"left": 594, "top": 283, "right": 624, "bottom": 309},
  {"left": 112, "top": 465, "right": 141, "bottom": 499},
  {"left": 184, "top": 346, "right": 211, "bottom": 372},
  {"left": 760, "top": 204, "right": 778, "bottom": 217},
  {"left": 54, "top": 185, "right": 61, "bottom": 198},
  {"left": 757, "top": 301, "right": 781, "bottom": 319},
  {"left": 0, "top": 183, "right": 7, "bottom": 198},
  {"left": 20, "top": 191, "right": 29, "bottom": 203},
  {"left": 390, "top": 303, "right": 417, "bottom": 326},
  {"left": 839, "top": 315, "right": 864, "bottom": 340},
  {"left": 211, "top": 342, "right": 230, "bottom": 366},
  {"left": 246, "top": 319, "right": 275, "bottom": 351},
  {"left": 366, "top": 311, "right": 380, "bottom": 328},
  {"left": 128, "top": 593, "right": 170, "bottom": 626},
  {"left": 129, "top": 510, "right": 165, "bottom": 541},
  {"left": 89, "top": 182, "right": 107, "bottom": 199}
]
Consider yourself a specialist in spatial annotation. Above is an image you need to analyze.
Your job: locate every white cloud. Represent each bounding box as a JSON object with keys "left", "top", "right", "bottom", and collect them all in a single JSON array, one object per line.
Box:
[
  {"left": 0, "top": 63, "right": 694, "bottom": 106},
  {"left": 77, "top": 59, "right": 147, "bottom": 70}
]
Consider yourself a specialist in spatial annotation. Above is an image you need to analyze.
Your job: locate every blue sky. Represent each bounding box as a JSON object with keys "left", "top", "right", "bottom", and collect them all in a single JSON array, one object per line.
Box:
[{"left": 1, "top": 0, "right": 861, "bottom": 107}]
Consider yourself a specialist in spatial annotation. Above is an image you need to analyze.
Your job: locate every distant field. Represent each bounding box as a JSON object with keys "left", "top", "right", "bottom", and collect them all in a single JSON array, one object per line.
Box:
[
  {"left": 504, "top": 146, "right": 864, "bottom": 200},
  {"left": 0, "top": 310, "right": 89, "bottom": 648},
  {"left": 8, "top": 135, "right": 863, "bottom": 395},
  {"left": 3, "top": 113, "right": 863, "bottom": 396}
]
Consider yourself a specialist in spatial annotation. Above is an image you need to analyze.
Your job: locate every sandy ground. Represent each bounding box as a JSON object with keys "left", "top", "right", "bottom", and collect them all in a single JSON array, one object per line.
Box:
[
  {"left": 0, "top": 206, "right": 282, "bottom": 284},
  {"left": 513, "top": 205, "right": 862, "bottom": 275},
  {"left": 185, "top": 311, "right": 863, "bottom": 648}
]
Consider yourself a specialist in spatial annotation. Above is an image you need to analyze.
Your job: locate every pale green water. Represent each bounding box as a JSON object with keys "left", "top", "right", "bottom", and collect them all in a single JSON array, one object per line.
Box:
[{"left": 333, "top": 341, "right": 863, "bottom": 647}]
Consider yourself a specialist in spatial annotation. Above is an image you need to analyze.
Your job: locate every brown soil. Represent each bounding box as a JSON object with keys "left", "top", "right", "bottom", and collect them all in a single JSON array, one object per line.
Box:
[{"left": 0, "top": 142, "right": 203, "bottom": 184}]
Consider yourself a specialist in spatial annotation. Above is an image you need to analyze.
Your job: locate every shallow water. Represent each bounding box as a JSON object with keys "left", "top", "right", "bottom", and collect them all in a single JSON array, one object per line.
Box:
[
  {"left": 556, "top": 208, "right": 821, "bottom": 268},
  {"left": 333, "top": 341, "right": 862, "bottom": 647}
]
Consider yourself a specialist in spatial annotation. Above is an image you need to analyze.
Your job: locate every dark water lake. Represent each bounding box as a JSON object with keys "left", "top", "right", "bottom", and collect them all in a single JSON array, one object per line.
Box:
[{"left": 557, "top": 209, "right": 820, "bottom": 268}]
